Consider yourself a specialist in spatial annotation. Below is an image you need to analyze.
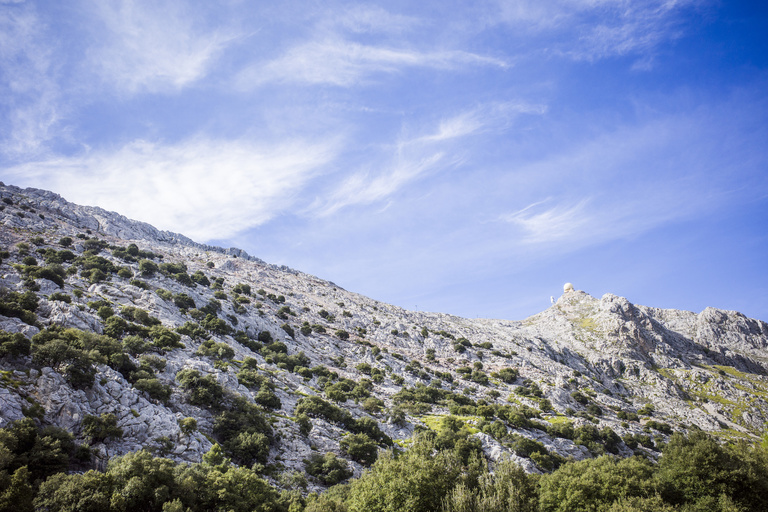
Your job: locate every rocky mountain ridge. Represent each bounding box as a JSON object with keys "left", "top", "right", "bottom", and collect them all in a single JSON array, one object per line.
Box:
[{"left": 1, "top": 182, "right": 767, "bottom": 491}]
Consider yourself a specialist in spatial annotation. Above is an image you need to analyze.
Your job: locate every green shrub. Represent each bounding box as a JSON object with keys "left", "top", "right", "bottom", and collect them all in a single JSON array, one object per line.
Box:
[
  {"left": 130, "top": 279, "right": 150, "bottom": 289},
  {"left": 176, "top": 369, "right": 226, "bottom": 409},
  {"left": 176, "top": 321, "right": 208, "bottom": 341},
  {"left": 48, "top": 292, "right": 71, "bottom": 303},
  {"left": 133, "top": 378, "right": 172, "bottom": 402},
  {"left": 0, "top": 288, "right": 38, "bottom": 325},
  {"left": 491, "top": 367, "right": 519, "bottom": 383},
  {"left": 156, "top": 289, "right": 173, "bottom": 301},
  {"left": 232, "top": 283, "right": 251, "bottom": 295},
  {"left": 281, "top": 323, "right": 295, "bottom": 339},
  {"left": 195, "top": 339, "right": 235, "bottom": 360},
  {"left": 305, "top": 453, "right": 352, "bottom": 485},
  {"left": 138, "top": 259, "right": 158, "bottom": 277},
  {"left": 190, "top": 271, "right": 210, "bottom": 286},
  {"left": 254, "top": 388, "right": 281, "bottom": 410},
  {"left": 0, "top": 331, "right": 31, "bottom": 357},
  {"left": 340, "top": 433, "right": 378, "bottom": 465},
  {"left": 82, "top": 413, "right": 123, "bottom": 443}
]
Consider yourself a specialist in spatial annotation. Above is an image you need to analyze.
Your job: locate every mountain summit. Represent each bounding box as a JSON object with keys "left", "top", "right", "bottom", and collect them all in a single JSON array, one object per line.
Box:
[{"left": 1, "top": 182, "right": 767, "bottom": 502}]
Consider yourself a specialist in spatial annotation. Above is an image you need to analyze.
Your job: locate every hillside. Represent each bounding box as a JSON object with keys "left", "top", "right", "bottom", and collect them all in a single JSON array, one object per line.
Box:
[{"left": 1, "top": 182, "right": 768, "bottom": 510}]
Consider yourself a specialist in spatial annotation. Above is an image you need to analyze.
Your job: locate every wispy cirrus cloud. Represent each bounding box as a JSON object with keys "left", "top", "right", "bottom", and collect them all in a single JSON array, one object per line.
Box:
[
  {"left": 310, "top": 101, "right": 545, "bottom": 215},
  {"left": 494, "top": 0, "right": 703, "bottom": 62},
  {"left": 0, "top": 2, "right": 61, "bottom": 157},
  {"left": 4, "top": 136, "right": 339, "bottom": 240},
  {"left": 327, "top": 4, "right": 420, "bottom": 34},
  {"left": 501, "top": 198, "right": 594, "bottom": 244},
  {"left": 237, "top": 39, "right": 507, "bottom": 88},
  {"left": 84, "top": 0, "right": 238, "bottom": 93}
]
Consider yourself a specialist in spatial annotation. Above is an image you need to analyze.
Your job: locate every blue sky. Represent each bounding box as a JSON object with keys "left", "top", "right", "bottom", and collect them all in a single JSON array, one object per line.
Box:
[{"left": 2, "top": 0, "right": 767, "bottom": 322}]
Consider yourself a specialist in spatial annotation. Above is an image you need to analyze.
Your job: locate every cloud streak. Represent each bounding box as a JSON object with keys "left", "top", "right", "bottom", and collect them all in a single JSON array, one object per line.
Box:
[
  {"left": 494, "top": 0, "right": 701, "bottom": 62},
  {"left": 309, "top": 101, "right": 545, "bottom": 215},
  {"left": 4, "top": 136, "right": 339, "bottom": 240},
  {"left": 84, "top": 0, "right": 237, "bottom": 93},
  {"left": 0, "top": 3, "right": 61, "bottom": 157},
  {"left": 237, "top": 39, "right": 507, "bottom": 88}
]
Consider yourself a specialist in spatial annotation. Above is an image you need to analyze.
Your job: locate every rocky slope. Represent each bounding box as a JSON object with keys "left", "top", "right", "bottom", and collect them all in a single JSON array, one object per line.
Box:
[{"left": 1, "top": 182, "right": 767, "bottom": 490}]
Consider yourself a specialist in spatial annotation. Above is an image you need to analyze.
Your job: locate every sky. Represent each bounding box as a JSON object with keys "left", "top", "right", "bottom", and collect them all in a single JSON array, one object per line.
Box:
[{"left": 1, "top": 0, "right": 767, "bottom": 322}]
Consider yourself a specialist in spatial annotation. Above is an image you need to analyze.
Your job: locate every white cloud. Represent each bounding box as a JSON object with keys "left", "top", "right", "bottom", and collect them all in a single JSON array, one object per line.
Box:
[
  {"left": 313, "top": 152, "right": 448, "bottom": 216},
  {"left": 501, "top": 198, "right": 594, "bottom": 244},
  {"left": 329, "top": 4, "right": 419, "bottom": 34},
  {"left": 494, "top": 0, "right": 702, "bottom": 61},
  {"left": 0, "top": 3, "right": 61, "bottom": 157},
  {"left": 84, "top": 0, "right": 237, "bottom": 93},
  {"left": 237, "top": 39, "right": 507, "bottom": 88},
  {"left": 309, "top": 101, "right": 544, "bottom": 215},
  {"left": 412, "top": 102, "right": 547, "bottom": 143},
  {"left": 4, "top": 136, "right": 339, "bottom": 241}
]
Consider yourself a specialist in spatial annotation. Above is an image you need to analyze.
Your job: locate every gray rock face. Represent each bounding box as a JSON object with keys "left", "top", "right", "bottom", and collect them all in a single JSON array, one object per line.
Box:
[{"left": 1, "top": 182, "right": 767, "bottom": 484}]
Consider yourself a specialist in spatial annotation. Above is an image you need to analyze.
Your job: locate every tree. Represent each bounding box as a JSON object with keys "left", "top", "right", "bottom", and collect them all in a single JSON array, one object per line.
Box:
[
  {"left": 0, "top": 466, "right": 34, "bottom": 512},
  {"left": 179, "top": 417, "right": 197, "bottom": 436},
  {"left": 442, "top": 458, "right": 537, "bottom": 512},
  {"left": 82, "top": 414, "right": 123, "bottom": 444},
  {"left": 33, "top": 471, "right": 114, "bottom": 512},
  {"left": 344, "top": 437, "right": 464, "bottom": 512},
  {"left": 305, "top": 452, "right": 353, "bottom": 485},
  {"left": 340, "top": 434, "right": 378, "bottom": 466},
  {"left": 538, "top": 455, "right": 655, "bottom": 512}
]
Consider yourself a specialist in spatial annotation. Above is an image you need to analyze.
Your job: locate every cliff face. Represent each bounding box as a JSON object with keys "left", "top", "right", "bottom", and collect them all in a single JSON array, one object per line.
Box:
[{"left": 1, "top": 183, "right": 767, "bottom": 487}]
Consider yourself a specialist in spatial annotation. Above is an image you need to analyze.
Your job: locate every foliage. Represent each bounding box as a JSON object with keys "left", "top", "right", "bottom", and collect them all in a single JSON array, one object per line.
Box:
[
  {"left": 195, "top": 339, "right": 235, "bottom": 360},
  {"left": 176, "top": 369, "right": 226, "bottom": 408},
  {"left": 81, "top": 413, "right": 123, "bottom": 443},
  {"left": 305, "top": 453, "right": 352, "bottom": 485},
  {"left": 442, "top": 458, "right": 537, "bottom": 512},
  {"left": 133, "top": 378, "right": 172, "bottom": 402},
  {"left": 0, "top": 331, "right": 31, "bottom": 357},
  {"left": 491, "top": 367, "right": 519, "bottom": 383},
  {"left": 0, "top": 289, "right": 39, "bottom": 326},
  {"left": 340, "top": 433, "right": 378, "bottom": 466}
]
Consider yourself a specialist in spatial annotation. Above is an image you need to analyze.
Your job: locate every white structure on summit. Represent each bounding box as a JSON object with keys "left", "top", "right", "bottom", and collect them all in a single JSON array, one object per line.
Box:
[{"left": 563, "top": 282, "right": 574, "bottom": 293}]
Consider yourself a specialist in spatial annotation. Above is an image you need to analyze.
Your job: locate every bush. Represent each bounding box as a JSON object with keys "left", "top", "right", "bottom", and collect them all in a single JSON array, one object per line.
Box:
[
  {"left": 295, "top": 396, "right": 353, "bottom": 427},
  {"left": 340, "top": 433, "right": 378, "bottom": 465},
  {"left": 133, "top": 378, "right": 172, "bottom": 402},
  {"left": 305, "top": 453, "right": 352, "bottom": 485},
  {"left": 0, "top": 331, "right": 31, "bottom": 357},
  {"left": 130, "top": 279, "right": 150, "bottom": 290},
  {"left": 176, "top": 321, "right": 207, "bottom": 341},
  {"left": 281, "top": 323, "right": 295, "bottom": 339},
  {"left": 538, "top": 455, "right": 655, "bottom": 512},
  {"left": 82, "top": 413, "right": 123, "bottom": 443},
  {"left": 335, "top": 329, "right": 350, "bottom": 340},
  {"left": 173, "top": 293, "right": 196, "bottom": 310},
  {"left": 0, "top": 289, "right": 39, "bottom": 325},
  {"left": 254, "top": 388, "right": 281, "bottom": 410},
  {"left": 176, "top": 369, "right": 226, "bottom": 409},
  {"left": 232, "top": 283, "right": 251, "bottom": 296},
  {"left": 190, "top": 271, "right": 210, "bottom": 286},
  {"left": 138, "top": 260, "right": 158, "bottom": 277},
  {"left": 492, "top": 367, "right": 519, "bottom": 383},
  {"left": 195, "top": 339, "right": 235, "bottom": 360},
  {"left": 148, "top": 326, "right": 184, "bottom": 351},
  {"left": 155, "top": 289, "right": 173, "bottom": 301}
]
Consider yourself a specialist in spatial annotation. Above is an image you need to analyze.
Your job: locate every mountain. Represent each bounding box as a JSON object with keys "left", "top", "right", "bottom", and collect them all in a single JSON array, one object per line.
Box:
[{"left": 1, "top": 182, "right": 768, "bottom": 496}]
